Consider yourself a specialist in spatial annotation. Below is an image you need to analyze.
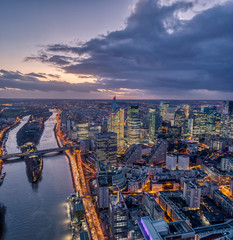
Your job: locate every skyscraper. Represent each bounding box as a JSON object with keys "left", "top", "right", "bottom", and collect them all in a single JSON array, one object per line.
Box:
[
  {"left": 174, "top": 109, "right": 185, "bottom": 128},
  {"left": 107, "top": 97, "right": 125, "bottom": 152},
  {"left": 183, "top": 104, "right": 190, "bottom": 118},
  {"left": 148, "top": 108, "right": 156, "bottom": 142},
  {"left": 94, "top": 132, "right": 117, "bottom": 165},
  {"left": 193, "top": 112, "right": 207, "bottom": 138},
  {"left": 109, "top": 191, "right": 128, "bottom": 240},
  {"left": 160, "top": 102, "right": 169, "bottom": 121},
  {"left": 127, "top": 105, "right": 140, "bottom": 145}
]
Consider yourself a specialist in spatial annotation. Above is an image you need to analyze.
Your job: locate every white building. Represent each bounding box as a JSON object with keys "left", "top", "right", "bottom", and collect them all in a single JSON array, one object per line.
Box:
[
  {"left": 178, "top": 155, "right": 189, "bottom": 170},
  {"left": 166, "top": 154, "right": 177, "bottom": 170},
  {"left": 183, "top": 180, "right": 201, "bottom": 209}
]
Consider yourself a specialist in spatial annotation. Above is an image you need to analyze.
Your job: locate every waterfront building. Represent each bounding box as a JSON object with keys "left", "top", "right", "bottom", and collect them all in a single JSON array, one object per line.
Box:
[
  {"left": 97, "top": 176, "right": 109, "bottom": 209},
  {"left": 94, "top": 132, "right": 117, "bottom": 165},
  {"left": 109, "top": 192, "right": 128, "bottom": 240},
  {"left": 137, "top": 216, "right": 195, "bottom": 240},
  {"left": 166, "top": 154, "right": 177, "bottom": 170},
  {"left": 127, "top": 105, "right": 140, "bottom": 145},
  {"left": 178, "top": 155, "right": 189, "bottom": 170},
  {"left": 183, "top": 180, "right": 201, "bottom": 209},
  {"left": 107, "top": 97, "right": 125, "bottom": 152}
]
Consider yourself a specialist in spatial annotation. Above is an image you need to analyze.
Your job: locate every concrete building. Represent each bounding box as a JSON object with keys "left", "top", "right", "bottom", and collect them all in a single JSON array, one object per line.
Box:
[
  {"left": 178, "top": 155, "right": 189, "bottom": 170},
  {"left": 137, "top": 216, "right": 195, "bottom": 240},
  {"left": 230, "top": 179, "right": 233, "bottom": 196},
  {"left": 124, "top": 144, "right": 142, "bottom": 165},
  {"left": 221, "top": 158, "right": 233, "bottom": 172},
  {"left": 107, "top": 97, "right": 125, "bottom": 152},
  {"left": 166, "top": 154, "right": 177, "bottom": 170},
  {"left": 158, "top": 191, "right": 190, "bottom": 223},
  {"left": 109, "top": 192, "right": 128, "bottom": 240},
  {"left": 127, "top": 105, "right": 140, "bottom": 145},
  {"left": 213, "top": 190, "right": 233, "bottom": 218},
  {"left": 143, "top": 192, "right": 164, "bottom": 221},
  {"left": 183, "top": 180, "right": 201, "bottom": 209},
  {"left": 97, "top": 176, "right": 109, "bottom": 209},
  {"left": 148, "top": 139, "right": 167, "bottom": 165},
  {"left": 94, "top": 132, "right": 117, "bottom": 165}
]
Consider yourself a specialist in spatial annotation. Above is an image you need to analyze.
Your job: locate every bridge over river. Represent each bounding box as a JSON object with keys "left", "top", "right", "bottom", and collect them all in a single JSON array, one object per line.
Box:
[{"left": 0, "top": 145, "right": 79, "bottom": 163}]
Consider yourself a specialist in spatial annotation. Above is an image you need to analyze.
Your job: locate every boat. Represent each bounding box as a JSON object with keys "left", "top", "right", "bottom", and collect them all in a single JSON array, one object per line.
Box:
[{"left": 21, "top": 142, "right": 43, "bottom": 183}]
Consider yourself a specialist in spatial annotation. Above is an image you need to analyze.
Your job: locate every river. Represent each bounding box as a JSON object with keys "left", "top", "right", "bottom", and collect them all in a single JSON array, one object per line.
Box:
[{"left": 0, "top": 112, "right": 73, "bottom": 240}]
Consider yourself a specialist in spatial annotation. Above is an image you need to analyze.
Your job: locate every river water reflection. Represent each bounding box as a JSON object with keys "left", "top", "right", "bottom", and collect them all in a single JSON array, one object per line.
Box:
[{"left": 0, "top": 112, "right": 73, "bottom": 240}]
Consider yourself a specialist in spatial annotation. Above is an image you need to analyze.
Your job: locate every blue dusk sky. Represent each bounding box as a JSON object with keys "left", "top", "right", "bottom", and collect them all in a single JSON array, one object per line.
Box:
[{"left": 0, "top": 0, "right": 233, "bottom": 99}]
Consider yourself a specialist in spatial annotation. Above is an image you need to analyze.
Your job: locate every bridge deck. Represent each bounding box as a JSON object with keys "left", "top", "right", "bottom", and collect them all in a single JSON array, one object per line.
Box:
[{"left": 0, "top": 145, "right": 79, "bottom": 161}]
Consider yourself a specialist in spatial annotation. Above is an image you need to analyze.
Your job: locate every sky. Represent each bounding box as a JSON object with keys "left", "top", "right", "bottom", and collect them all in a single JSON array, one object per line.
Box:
[{"left": 0, "top": 0, "right": 233, "bottom": 99}]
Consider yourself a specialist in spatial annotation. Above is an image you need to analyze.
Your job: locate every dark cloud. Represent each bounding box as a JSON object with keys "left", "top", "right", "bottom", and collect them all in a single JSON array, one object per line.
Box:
[
  {"left": 25, "top": 0, "right": 233, "bottom": 97},
  {"left": 25, "top": 53, "right": 74, "bottom": 66},
  {"left": 0, "top": 69, "right": 101, "bottom": 92}
]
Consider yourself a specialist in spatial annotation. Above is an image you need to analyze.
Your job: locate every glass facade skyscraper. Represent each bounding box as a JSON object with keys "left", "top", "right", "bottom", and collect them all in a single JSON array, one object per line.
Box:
[{"left": 127, "top": 105, "right": 140, "bottom": 145}]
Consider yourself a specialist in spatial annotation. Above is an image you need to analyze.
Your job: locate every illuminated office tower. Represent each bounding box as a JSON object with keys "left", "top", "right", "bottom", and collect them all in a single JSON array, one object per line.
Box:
[
  {"left": 183, "top": 118, "right": 193, "bottom": 139},
  {"left": 109, "top": 192, "right": 128, "bottom": 240},
  {"left": 183, "top": 104, "right": 190, "bottom": 118},
  {"left": 193, "top": 112, "right": 207, "bottom": 137},
  {"left": 148, "top": 108, "right": 156, "bottom": 142},
  {"left": 94, "top": 132, "right": 117, "bottom": 165},
  {"left": 166, "top": 107, "right": 176, "bottom": 121},
  {"left": 174, "top": 109, "right": 185, "bottom": 128},
  {"left": 107, "top": 97, "right": 125, "bottom": 152},
  {"left": 220, "top": 114, "right": 231, "bottom": 138},
  {"left": 183, "top": 180, "right": 201, "bottom": 209},
  {"left": 178, "top": 155, "right": 189, "bottom": 170},
  {"left": 127, "top": 105, "right": 140, "bottom": 145},
  {"left": 166, "top": 154, "right": 177, "bottom": 170},
  {"left": 160, "top": 102, "right": 169, "bottom": 121},
  {"left": 73, "top": 114, "right": 89, "bottom": 141},
  {"left": 204, "top": 106, "right": 217, "bottom": 135},
  {"left": 214, "top": 113, "right": 221, "bottom": 136}
]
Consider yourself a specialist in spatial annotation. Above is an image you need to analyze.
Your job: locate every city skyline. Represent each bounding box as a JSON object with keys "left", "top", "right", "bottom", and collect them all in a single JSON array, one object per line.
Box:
[{"left": 1, "top": 0, "right": 233, "bottom": 100}]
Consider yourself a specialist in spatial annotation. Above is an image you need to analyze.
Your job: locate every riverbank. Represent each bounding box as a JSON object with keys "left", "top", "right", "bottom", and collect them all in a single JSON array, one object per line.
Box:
[
  {"left": 0, "top": 119, "right": 21, "bottom": 153},
  {"left": 0, "top": 112, "right": 73, "bottom": 240}
]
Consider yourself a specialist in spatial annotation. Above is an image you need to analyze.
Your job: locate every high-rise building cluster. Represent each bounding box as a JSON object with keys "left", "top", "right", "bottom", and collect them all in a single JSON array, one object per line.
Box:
[{"left": 56, "top": 99, "right": 233, "bottom": 240}]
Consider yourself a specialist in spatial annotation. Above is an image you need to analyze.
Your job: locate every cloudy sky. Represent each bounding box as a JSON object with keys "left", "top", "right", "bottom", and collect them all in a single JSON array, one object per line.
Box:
[{"left": 0, "top": 0, "right": 233, "bottom": 99}]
